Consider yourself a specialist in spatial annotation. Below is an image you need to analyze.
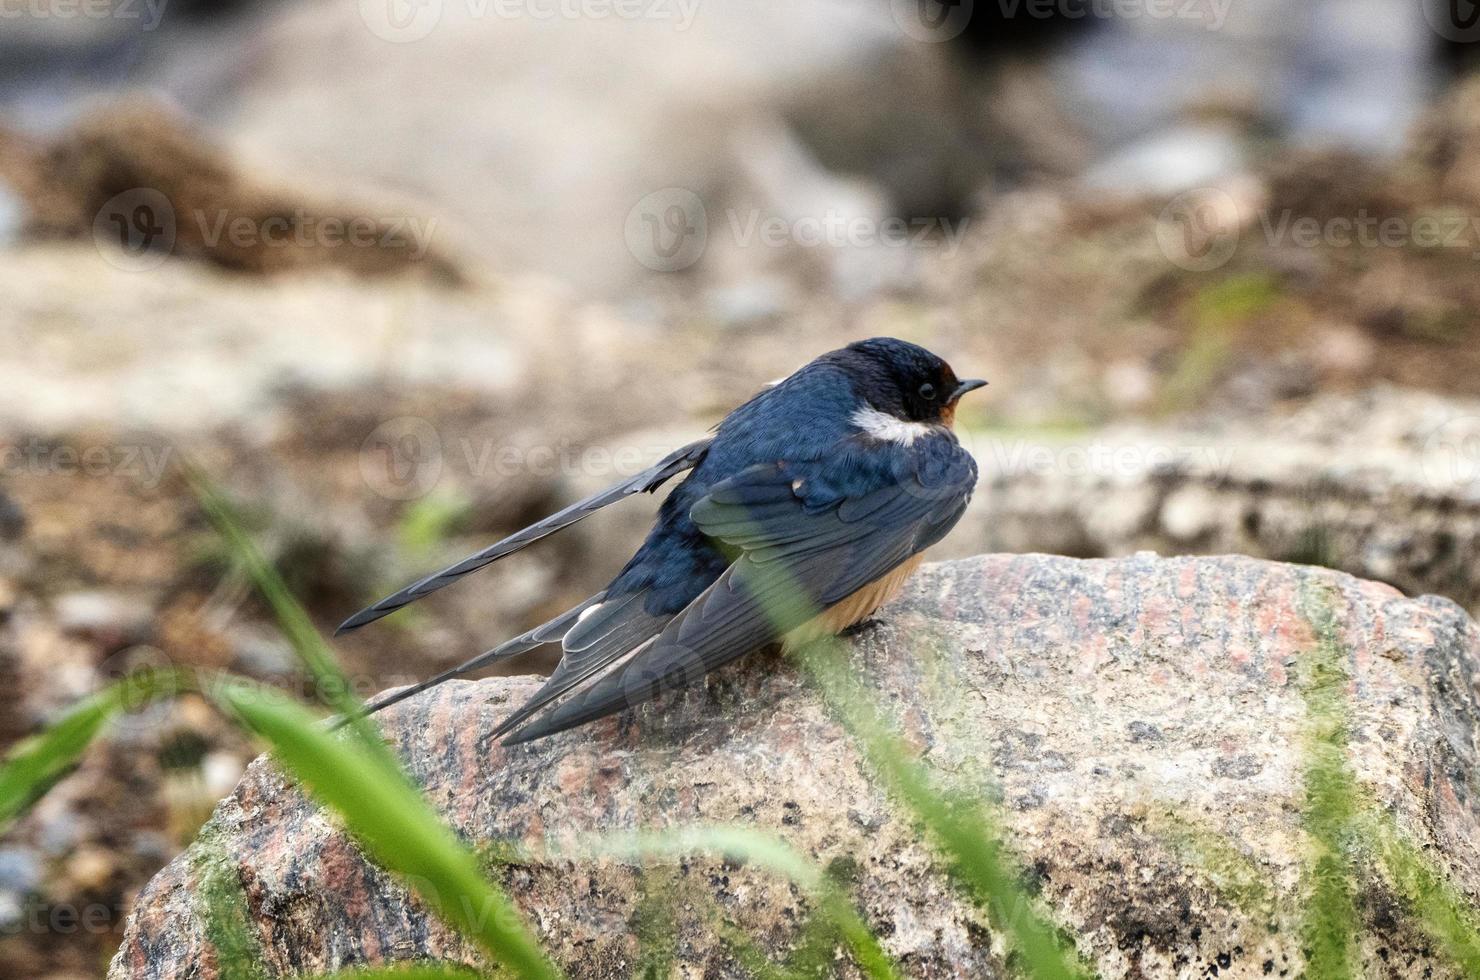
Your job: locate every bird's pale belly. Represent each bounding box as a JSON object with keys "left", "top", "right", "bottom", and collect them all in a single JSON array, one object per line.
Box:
[{"left": 783, "top": 553, "right": 926, "bottom": 649}]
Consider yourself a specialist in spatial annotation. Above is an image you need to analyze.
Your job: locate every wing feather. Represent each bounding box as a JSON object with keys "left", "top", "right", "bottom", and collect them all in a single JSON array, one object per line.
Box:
[
  {"left": 491, "top": 589, "right": 670, "bottom": 737},
  {"left": 502, "top": 440, "right": 976, "bottom": 744}
]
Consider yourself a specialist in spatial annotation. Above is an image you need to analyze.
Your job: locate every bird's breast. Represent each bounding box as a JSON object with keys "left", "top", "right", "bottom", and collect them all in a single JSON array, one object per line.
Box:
[{"left": 782, "top": 553, "right": 926, "bottom": 649}]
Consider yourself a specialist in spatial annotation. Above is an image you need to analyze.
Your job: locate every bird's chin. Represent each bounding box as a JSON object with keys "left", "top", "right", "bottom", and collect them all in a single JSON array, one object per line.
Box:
[{"left": 940, "top": 403, "right": 957, "bottom": 429}]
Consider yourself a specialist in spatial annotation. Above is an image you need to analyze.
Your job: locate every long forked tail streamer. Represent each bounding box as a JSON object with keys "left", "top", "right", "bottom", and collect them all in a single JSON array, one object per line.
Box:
[
  {"left": 335, "top": 436, "right": 710, "bottom": 634},
  {"left": 331, "top": 593, "right": 606, "bottom": 729}
]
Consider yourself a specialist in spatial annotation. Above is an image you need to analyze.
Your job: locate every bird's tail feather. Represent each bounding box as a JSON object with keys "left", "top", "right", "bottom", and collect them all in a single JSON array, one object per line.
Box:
[
  {"left": 330, "top": 591, "right": 606, "bottom": 730},
  {"left": 334, "top": 436, "right": 711, "bottom": 635},
  {"left": 489, "top": 636, "right": 653, "bottom": 740},
  {"left": 490, "top": 592, "right": 670, "bottom": 738}
]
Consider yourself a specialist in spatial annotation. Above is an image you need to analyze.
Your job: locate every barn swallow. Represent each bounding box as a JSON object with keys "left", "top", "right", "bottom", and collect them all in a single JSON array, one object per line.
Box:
[{"left": 337, "top": 337, "right": 985, "bottom": 744}]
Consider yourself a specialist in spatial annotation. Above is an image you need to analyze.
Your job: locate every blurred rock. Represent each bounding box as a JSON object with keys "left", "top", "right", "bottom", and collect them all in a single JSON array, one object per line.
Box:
[
  {"left": 0, "top": 181, "right": 21, "bottom": 247},
  {"left": 199, "top": 752, "right": 245, "bottom": 801},
  {"left": 34, "top": 805, "right": 86, "bottom": 858},
  {"left": 54, "top": 591, "right": 153, "bottom": 645},
  {"left": 0, "top": 848, "right": 43, "bottom": 895},
  {"left": 0, "top": 488, "right": 26, "bottom": 541},
  {"left": 0, "top": 245, "right": 527, "bottom": 433},
  {"left": 63, "top": 846, "right": 117, "bottom": 894},
  {"left": 197, "top": 1, "right": 1012, "bottom": 295},
  {"left": 948, "top": 388, "right": 1480, "bottom": 615},
  {"left": 1047, "top": 0, "right": 1436, "bottom": 155},
  {"left": 1082, "top": 122, "right": 1249, "bottom": 196},
  {"left": 1157, "top": 483, "right": 1224, "bottom": 542},
  {"left": 225, "top": 628, "right": 296, "bottom": 679},
  {"left": 702, "top": 277, "right": 790, "bottom": 329},
  {"left": 778, "top": 46, "right": 1086, "bottom": 214},
  {"left": 1306, "top": 322, "right": 1377, "bottom": 378},
  {"left": 1410, "top": 71, "right": 1480, "bottom": 210},
  {"left": 129, "top": 831, "right": 173, "bottom": 867},
  {"left": 109, "top": 554, "right": 1480, "bottom": 977},
  {"left": 0, "top": 102, "right": 464, "bottom": 281}
]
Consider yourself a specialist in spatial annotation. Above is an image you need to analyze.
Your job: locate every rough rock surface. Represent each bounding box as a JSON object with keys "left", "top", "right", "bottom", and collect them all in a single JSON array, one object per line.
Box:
[
  {"left": 109, "top": 554, "right": 1480, "bottom": 978},
  {"left": 2, "top": 102, "right": 464, "bottom": 280},
  {"left": 959, "top": 389, "right": 1480, "bottom": 616}
]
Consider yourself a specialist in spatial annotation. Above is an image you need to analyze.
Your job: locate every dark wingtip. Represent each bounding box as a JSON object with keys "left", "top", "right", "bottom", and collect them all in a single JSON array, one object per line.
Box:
[
  {"left": 335, "top": 604, "right": 393, "bottom": 636},
  {"left": 499, "top": 707, "right": 594, "bottom": 746},
  {"left": 489, "top": 688, "right": 561, "bottom": 741},
  {"left": 491, "top": 707, "right": 541, "bottom": 742},
  {"left": 498, "top": 720, "right": 550, "bottom": 747}
]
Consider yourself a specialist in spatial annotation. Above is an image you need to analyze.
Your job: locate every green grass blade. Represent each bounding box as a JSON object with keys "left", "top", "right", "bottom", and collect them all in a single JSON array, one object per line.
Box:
[
  {"left": 190, "top": 468, "right": 557, "bottom": 977},
  {"left": 0, "top": 667, "right": 191, "bottom": 831},
  {"left": 189, "top": 468, "right": 349, "bottom": 710},
  {"left": 187, "top": 466, "right": 403, "bottom": 778},
  {"left": 210, "top": 678, "right": 560, "bottom": 980},
  {"left": 794, "top": 638, "right": 1089, "bottom": 979},
  {"left": 689, "top": 529, "right": 1090, "bottom": 979},
  {"left": 564, "top": 826, "right": 900, "bottom": 980},
  {"left": 572, "top": 826, "right": 821, "bottom": 887}
]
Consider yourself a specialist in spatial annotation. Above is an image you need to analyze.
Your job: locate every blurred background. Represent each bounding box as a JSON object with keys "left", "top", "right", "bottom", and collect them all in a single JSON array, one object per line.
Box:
[{"left": 4, "top": 0, "right": 1480, "bottom": 974}]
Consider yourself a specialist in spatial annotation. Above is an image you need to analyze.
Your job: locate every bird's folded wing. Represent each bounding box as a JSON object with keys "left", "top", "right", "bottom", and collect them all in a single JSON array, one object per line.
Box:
[
  {"left": 336, "top": 436, "right": 712, "bottom": 634},
  {"left": 490, "top": 588, "right": 670, "bottom": 737},
  {"left": 501, "top": 443, "right": 976, "bottom": 743},
  {"left": 333, "top": 590, "right": 608, "bottom": 728}
]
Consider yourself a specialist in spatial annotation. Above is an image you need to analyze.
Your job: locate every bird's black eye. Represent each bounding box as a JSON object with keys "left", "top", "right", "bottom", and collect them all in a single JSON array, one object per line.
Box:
[{"left": 918, "top": 383, "right": 937, "bottom": 401}]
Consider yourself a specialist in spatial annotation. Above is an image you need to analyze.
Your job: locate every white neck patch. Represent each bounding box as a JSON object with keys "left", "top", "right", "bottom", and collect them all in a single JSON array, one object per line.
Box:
[{"left": 850, "top": 406, "right": 940, "bottom": 446}]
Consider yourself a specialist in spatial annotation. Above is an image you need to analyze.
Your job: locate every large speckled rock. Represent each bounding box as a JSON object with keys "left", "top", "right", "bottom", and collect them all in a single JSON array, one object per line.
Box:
[
  {"left": 108, "top": 554, "right": 1480, "bottom": 978},
  {"left": 958, "top": 389, "right": 1480, "bottom": 618}
]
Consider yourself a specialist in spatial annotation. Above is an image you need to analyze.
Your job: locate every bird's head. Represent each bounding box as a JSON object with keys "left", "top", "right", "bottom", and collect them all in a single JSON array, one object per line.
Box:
[{"left": 842, "top": 337, "right": 987, "bottom": 429}]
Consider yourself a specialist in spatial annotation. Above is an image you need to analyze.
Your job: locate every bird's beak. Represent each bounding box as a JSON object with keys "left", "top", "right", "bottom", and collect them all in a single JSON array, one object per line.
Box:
[{"left": 950, "top": 378, "right": 988, "bottom": 402}]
